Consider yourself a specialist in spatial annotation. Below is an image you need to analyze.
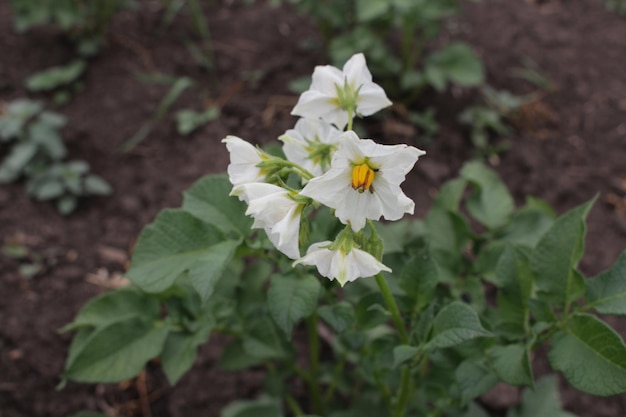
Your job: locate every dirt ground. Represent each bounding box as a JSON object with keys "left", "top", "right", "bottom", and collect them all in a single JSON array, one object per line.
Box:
[{"left": 1, "top": 0, "right": 626, "bottom": 416}]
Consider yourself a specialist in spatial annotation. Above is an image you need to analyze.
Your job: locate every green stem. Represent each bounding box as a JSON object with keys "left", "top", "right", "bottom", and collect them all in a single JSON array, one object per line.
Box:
[
  {"left": 306, "top": 313, "right": 323, "bottom": 415},
  {"left": 393, "top": 368, "right": 412, "bottom": 417},
  {"left": 292, "top": 365, "right": 312, "bottom": 385},
  {"left": 374, "top": 371, "right": 393, "bottom": 410},
  {"left": 347, "top": 106, "right": 354, "bottom": 131},
  {"left": 269, "top": 158, "right": 315, "bottom": 181},
  {"left": 286, "top": 394, "right": 305, "bottom": 416},
  {"left": 374, "top": 273, "right": 409, "bottom": 344},
  {"left": 323, "top": 354, "right": 346, "bottom": 403},
  {"left": 374, "top": 273, "right": 412, "bottom": 416}
]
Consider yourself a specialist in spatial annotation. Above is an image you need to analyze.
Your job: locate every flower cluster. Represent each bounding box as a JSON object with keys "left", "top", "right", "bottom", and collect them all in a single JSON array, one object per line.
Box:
[{"left": 223, "top": 53, "right": 425, "bottom": 286}]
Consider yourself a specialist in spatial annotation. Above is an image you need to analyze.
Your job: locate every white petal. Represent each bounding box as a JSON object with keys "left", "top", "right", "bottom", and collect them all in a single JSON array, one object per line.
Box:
[
  {"left": 356, "top": 83, "right": 392, "bottom": 116},
  {"left": 279, "top": 119, "right": 342, "bottom": 176},
  {"left": 335, "top": 190, "right": 382, "bottom": 231},
  {"left": 309, "top": 65, "right": 344, "bottom": 95},
  {"left": 347, "top": 249, "right": 391, "bottom": 282},
  {"left": 300, "top": 166, "right": 352, "bottom": 208},
  {"left": 222, "top": 136, "right": 265, "bottom": 185},
  {"left": 372, "top": 178, "right": 414, "bottom": 221},
  {"left": 291, "top": 90, "right": 348, "bottom": 129},
  {"left": 374, "top": 145, "right": 425, "bottom": 184},
  {"left": 334, "top": 131, "right": 366, "bottom": 165},
  {"left": 231, "top": 183, "right": 284, "bottom": 203},
  {"left": 266, "top": 204, "right": 302, "bottom": 259},
  {"left": 294, "top": 242, "right": 390, "bottom": 286},
  {"left": 278, "top": 129, "right": 312, "bottom": 173},
  {"left": 232, "top": 183, "right": 302, "bottom": 258},
  {"left": 342, "top": 53, "right": 372, "bottom": 86},
  {"left": 294, "top": 241, "right": 334, "bottom": 276}
]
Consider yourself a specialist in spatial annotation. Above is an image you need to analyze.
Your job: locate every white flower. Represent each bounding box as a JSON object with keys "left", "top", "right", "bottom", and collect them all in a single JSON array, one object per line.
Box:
[
  {"left": 294, "top": 241, "right": 391, "bottom": 286},
  {"left": 231, "top": 183, "right": 303, "bottom": 259},
  {"left": 222, "top": 135, "right": 267, "bottom": 186},
  {"left": 291, "top": 53, "right": 392, "bottom": 129},
  {"left": 300, "top": 131, "right": 424, "bottom": 232},
  {"left": 279, "top": 118, "right": 343, "bottom": 177}
]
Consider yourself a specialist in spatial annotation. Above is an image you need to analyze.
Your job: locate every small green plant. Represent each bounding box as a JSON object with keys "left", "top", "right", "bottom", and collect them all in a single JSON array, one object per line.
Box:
[
  {"left": 10, "top": 0, "right": 135, "bottom": 102},
  {"left": 1, "top": 242, "right": 58, "bottom": 278},
  {"left": 0, "top": 99, "right": 112, "bottom": 214},
  {"left": 62, "top": 54, "right": 626, "bottom": 417},
  {"left": 25, "top": 60, "right": 88, "bottom": 105},
  {"left": 10, "top": 0, "right": 133, "bottom": 42},
  {"left": 282, "top": 0, "right": 484, "bottom": 101},
  {"left": 606, "top": 0, "right": 626, "bottom": 14},
  {"left": 459, "top": 86, "right": 527, "bottom": 158},
  {"left": 120, "top": 75, "right": 221, "bottom": 152}
]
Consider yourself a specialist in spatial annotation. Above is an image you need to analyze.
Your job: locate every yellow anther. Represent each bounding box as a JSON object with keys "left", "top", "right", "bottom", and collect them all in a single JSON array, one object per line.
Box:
[{"left": 351, "top": 164, "right": 375, "bottom": 193}]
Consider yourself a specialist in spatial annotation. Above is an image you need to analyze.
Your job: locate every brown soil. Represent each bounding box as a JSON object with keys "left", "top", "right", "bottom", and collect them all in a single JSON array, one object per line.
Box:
[{"left": 1, "top": 1, "right": 625, "bottom": 416}]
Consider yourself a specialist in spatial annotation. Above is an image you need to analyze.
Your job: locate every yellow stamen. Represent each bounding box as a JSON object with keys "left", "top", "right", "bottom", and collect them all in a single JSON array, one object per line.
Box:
[{"left": 351, "top": 164, "right": 375, "bottom": 193}]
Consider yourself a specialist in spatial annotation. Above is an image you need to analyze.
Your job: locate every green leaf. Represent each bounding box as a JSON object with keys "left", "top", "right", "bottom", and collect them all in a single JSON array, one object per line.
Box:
[
  {"left": 68, "top": 412, "right": 109, "bottom": 417},
  {"left": 548, "top": 313, "right": 626, "bottom": 396},
  {"left": 176, "top": 107, "right": 220, "bottom": 136},
  {"left": 317, "top": 301, "right": 355, "bottom": 333},
  {"left": 501, "top": 197, "right": 555, "bottom": 248},
  {"left": 531, "top": 197, "right": 595, "bottom": 307},
  {"left": 488, "top": 344, "right": 533, "bottom": 387},
  {"left": 400, "top": 248, "right": 439, "bottom": 312},
  {"left": 392, "top": 345, "right": 418, "bottom": 368},
  {"left": 267, "top": 273, "right": 320, "bottom": 338},
  {"left": 374, "top": 220, "right": 420, "bottom": 254},
  {"left": 19, "top": 262, "right": 42, "bottom": 278},
  {"left": 433, "top": 177, "right": 467, "bottom": 211},
  {"left": 455, "top": 360, "right": 498, "bottom": 403},
  {"left": 424, "top": 206, "right": 470, "bottom": 282},
  {"left": 494, "top": 245, "right": 533, "bottom": 337},
  {"left": 461, "top": 160, "right": 514, "bottom": 229},
  {"left": 424, "top": 301, "right": 492, "bottom": 350},
  {"left": 0, "top": 141, "right": 37, "bottom": 182},
  {"left": 62, "top": 288, "right": 160, "bottom": 332},
  {"left": 188, "top": 239, "right": 241, "bottom": 302},
  {"left": 425, "top": 43, "right": 484, "bottom": 88},
  {"left": 356, "top": 0, "right": 389, "bottom": 21},
  {"left": 64, "top": 318, "right": 169, "bottom": 383},
  {"left": 84, "top": 175, "right": 113, "bottom": 195},
  {"left": 243, "top": 316, "right": 290, "bottom": 361},
  {"left": 57, "top": 196, "right": 77, "bottom": 214},
  {"left": 462, "top": 402, "right": 491, "bottom": 417},
  {"left": 4, "top": 98, "right": 43, "bottom": 122},
  {"left": 155, "top": 77, "right": 195, "bottom": 121},
  {"left": 586, "top": 250, "right": 626, "bottom": 315},
  {"left": 26, "top": 60, "right": 87, "bottom": 92},
  {"left": 425, "top": 205, "right": 470, "bottom": 255},
  {"left": 221, "top": 396, "right": 282, "bottom": 417},
  {"left": 34, "top": 180, "right": 64, "bottom": 200},
  {"left": 161, "top": 324, "right": 212, "bottom": 384},
  {"left": 1, "top": 243, "right": 29, "bottom": 259},
  {"left": 219, "top": 339, "right": 263, "bottom": 371},
  {"left": 182, "top": 174, "right": 252, "bottom": 236},
  {"left": 507, "top": 375, "right": 577, "bottom": 417},
  {"left": 127, "top": 209, "right": 240, "bottom": 298},
  {"left": 28, "top": 121, "right": 66, "bottom": 160},
  {"left": 424, "top": 64, "right": 446, "bottom": 92},
  {"left": 38, "top": 110, "right": 67, "bottom": 128}
]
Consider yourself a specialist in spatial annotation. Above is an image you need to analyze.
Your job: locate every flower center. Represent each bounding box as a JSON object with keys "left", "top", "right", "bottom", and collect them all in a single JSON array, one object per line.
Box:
[{"left": 351, "top": 163, "right": 375, "bottom": 193}]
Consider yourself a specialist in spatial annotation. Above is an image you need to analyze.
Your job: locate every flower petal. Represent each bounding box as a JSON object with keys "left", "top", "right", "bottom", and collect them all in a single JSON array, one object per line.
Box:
[
  {"left": 356, "top": 83, "right": 392, "bottom": 116},
  {"left": 222, "top": 136, "right": 265, "bottom": 186},
  {"left": 294, "top": 242, "right": 390, "bottom": 286},
  {"left": 342, "top": 53, "right": 372, "bottom": 86}
]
